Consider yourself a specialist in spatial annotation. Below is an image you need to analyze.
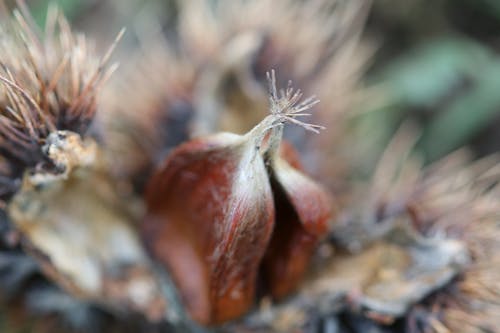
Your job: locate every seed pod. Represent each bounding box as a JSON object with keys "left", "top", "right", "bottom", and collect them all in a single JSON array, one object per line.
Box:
[
  {"left": 143, "top": 70, "right": 329, "bottom": 325},
  {"left": 263, "top": 141, "right": 333, "bottom": 299},
  {"left": 143, "top": 131, "right": 275, "bottom": 324}
]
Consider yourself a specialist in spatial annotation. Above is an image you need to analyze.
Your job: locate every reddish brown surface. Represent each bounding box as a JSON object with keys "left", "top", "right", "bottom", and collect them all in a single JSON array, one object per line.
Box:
[
  {"left": 262, "top": 144, "right": 333, "bottom": 299},
  {"left": 262, "top": 176, "right": 320, "bottom": 299},
  {"left": 143, "top": 134, "right": 275, "bottom": 324},
  {"left": 143, "top": 134, "right": 334, "bottom": 323},
  {"left": 277, "top": 141, "right": 303, "bottom": 170}
]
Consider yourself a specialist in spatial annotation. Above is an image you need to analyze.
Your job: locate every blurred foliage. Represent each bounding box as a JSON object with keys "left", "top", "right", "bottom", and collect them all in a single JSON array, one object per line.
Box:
[
  {"left": 371, "top": 37, "right": 500, "bottom": 161},
  {"left": 30, "top": 0, "right": 86, "bottom": 26},
  {"left": 364, "top": 0, "right": 500, "bottom": 163}
]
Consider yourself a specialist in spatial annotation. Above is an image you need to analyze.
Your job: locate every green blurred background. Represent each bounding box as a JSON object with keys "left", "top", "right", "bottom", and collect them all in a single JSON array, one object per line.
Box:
[{"left": 365, "top": 0, "right": 500, "bottom": 163}]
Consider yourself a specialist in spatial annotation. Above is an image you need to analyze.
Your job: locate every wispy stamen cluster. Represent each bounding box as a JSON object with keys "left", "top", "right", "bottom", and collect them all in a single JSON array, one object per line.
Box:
[{"left": 266, "top": 70, "right": 325, "bottom": 133}]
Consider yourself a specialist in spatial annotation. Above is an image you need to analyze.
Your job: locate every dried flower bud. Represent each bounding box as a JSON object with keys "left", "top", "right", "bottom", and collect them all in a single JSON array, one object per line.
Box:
[{"left": 143, "top": 70, "right": 332, "bottom": 324}]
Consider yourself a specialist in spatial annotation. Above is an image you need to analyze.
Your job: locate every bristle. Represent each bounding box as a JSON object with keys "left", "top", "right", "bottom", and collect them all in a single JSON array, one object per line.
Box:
[
  {"left": 0, "top": 6, "right": 116, "bottom": 201},
  {"left": 180, "top": 0, "right": 370, "bottom": 188},
  {"left": 98, "top": 37, "right": 194, "bottom": 191},
  {"left": 332, "top": 126, "right": 500, "bottom": 332},
  {"left": 408, "top": 160, "right": 500, "bottom": 333},
  {"left": 178, "top": 0, "right": 368, "bottom": 77},
  {"left": 98, "top": 0, "right": 368, "bottom": 193},
  {"left": 265, "top": 70, "right": 323, "bottom": 134}
]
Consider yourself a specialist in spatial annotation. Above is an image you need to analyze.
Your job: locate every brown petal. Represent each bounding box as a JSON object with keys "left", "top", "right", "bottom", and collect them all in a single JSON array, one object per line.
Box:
[
  {"left": 143, "top": 133, "right": 275, "bottom": 324},
  {"left": 263, "top": 143, "right": 333, "bottom": 299}
]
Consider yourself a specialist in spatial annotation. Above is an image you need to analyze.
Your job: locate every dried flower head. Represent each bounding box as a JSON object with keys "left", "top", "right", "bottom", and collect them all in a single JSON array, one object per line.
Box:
[{"left": 0, "top": 2, "right": 120, "bottom": 201}]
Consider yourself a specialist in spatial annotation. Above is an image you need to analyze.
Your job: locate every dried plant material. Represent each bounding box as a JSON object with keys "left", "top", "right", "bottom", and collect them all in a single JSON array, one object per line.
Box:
[
  {"left": 348, "top": 221, "right": 468, "bottom": 318},
  {"left": 331, "top": 126, "right": 500, "bottom": 333},
  {"left": 231, "top": 219, "right": 468, "bottom": 332},
  {"left": 2, "top": 283, "right": 161, "bottom": 333},
  {"left": 183, "top": 0, "right": 371, "bottom": 137},
  {"left": 0, "top": 4, "right": 120, "bottom": 202},
  {"left": 0, "top": 1, "right": 374, "bottom": 332},
  {"left": 263, "top": 158, "right": 330, "bottom": 300},
  {"left": 8, "top": 132, "right": 166, "bottom": 321},
  {"left": 5, "top": 1, "right": 499, "bottom": 333},
  {"left": 403, "top": 159, "right": 500, "bottom": 333},
  {"left": 180, "top": 0, "right": 372, "bottom": 196},
  {"left": 227, "top": 125, "right": 500, "bottom": 333},
  {"left": 144, "top": 130, "right": 275, "bottom": 324},
  {"left": 98, "top": 0, "right": 370, "bottom": 198},
  {"left": 99, "top": 38, "right": 195, "bottom": 191},
  {"left": 143, "top": 72, "right": 332, "bottom": 325},
  {"left": 190, "top": 30, "right": 269, "bottom": 135},
  {"left": 331, "top": 123, "right": 426, "bottom": 251},
  {"left": 179, "top": 0, "right": 367, "bottom": 81},
  {"left": 0, "top": 4, "right": 168, "bottom": 324},
  {"left": 260, "top": 74, "right": 332, "bottom": 300}
]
